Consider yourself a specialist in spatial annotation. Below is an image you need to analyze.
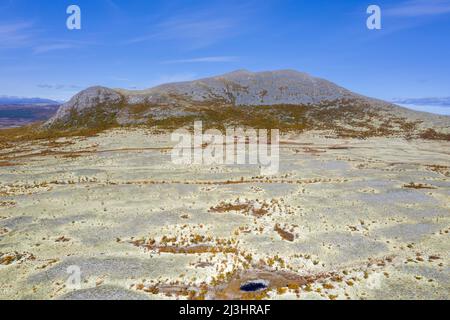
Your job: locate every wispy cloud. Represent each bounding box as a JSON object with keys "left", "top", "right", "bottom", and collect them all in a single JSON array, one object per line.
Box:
[
  {"left": 0, "top": 21, "right": 89, "bottom": 54},
  {"left": 162, "top": 56, "right": 238, "bottom": 64},
  {"left": 33, "top": 39, "right": 97, "bottom": 54},
  {"left": 37, "top": 84, "right": 83, "bottom": 90},
  {"left": 0, "top": 21, "right": 35, "bottom": 49},
  {"left": 104, "top": 0, "right": 120, "bottom": 11},
  {"left": 110, "top": 76, "right": 132, "bottom": 82},
  {"left": 33, "top": 43, "right": 78, "bottom": 54},
  {"left": 126, "top": 17, "right": 236, "bottom": 49},
  {"left": 386, "top": 0, "right": 450, "bottom": 17},
  {"left": 124, "top": 3, "right": 251, "bottom": 49}
]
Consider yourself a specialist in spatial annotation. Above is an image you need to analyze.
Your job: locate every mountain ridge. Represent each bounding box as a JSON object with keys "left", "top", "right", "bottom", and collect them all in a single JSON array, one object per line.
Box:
[
  {"left": 43, "top": 69, "right": 449, "bottom": 140},
  {"left": 120, "top": 69, "right": 357, "bottom": 105},
  {"left": 46, "top": 69, "right": 367, "bottom": 127}
]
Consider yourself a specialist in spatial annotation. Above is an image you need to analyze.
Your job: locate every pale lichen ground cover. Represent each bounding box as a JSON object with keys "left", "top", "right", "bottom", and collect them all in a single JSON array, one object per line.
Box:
[{"left": 0, "top": 128, "right": 449, "bottom": 300}]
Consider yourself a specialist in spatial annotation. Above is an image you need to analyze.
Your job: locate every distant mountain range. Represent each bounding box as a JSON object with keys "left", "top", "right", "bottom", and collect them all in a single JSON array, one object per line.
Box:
[
  {"left": 392, "top": 97, "right": 450, "bottom": 107},
  {"left": 0, "top": 96, "right": 61, "bottom": 105},
  {"left": 0, "top": 97, "right": 61, "bottom": 129}
]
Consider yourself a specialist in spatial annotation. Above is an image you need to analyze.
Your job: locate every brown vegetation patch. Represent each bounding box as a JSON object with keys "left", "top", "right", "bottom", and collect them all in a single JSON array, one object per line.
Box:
[
  {"left": 131, "top": 234, "right": 239, "bottom": 255},
  {"left": 214, "top": 201, "right": 275, "bottom": 217},
  {"left": 328, "top": 145, "right": 351, "bottom": 150},
  {"left": 209, "top": 202, "right": 252, "bottom": 214},
  {"left": 55, "top": 236, "right": 71, "bottom": 243},
  {"left": 0, "top": 161, "right": 16, "bottom": 167},
  {"left": 419, "top": 129, "right": 450, "bottom": 141},
  {"left": 0, "top": 251, "right": 35, "bottom": 266},
  {"left": 274, "top": 224, "right": 295, "bottom": 242},
  {"left": 0, "top": 201, "right": 16, "bottom": 208},
  {"left": 209, "top": 200, "right": 270, "bottom": 217},
  {"left": 0, "top": 123, "right": 107, "bottom": 145},
  {"left": 0, "top": 182, "right": 51, "bottom": 196},
  {"left": 403, "top": 182, "right": 437, "bottom": 190},
  {"left": 426, "top": 165, "right": 450, "bottom": 177}
]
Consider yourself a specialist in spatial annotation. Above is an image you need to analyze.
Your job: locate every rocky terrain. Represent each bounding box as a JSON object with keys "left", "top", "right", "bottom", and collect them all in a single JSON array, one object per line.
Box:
[
  {"left": 0, "top": 128, "right": 449, "bottom": 300},
  {"left": 0, "top": 70, "right": 449, "bottom": 300}
]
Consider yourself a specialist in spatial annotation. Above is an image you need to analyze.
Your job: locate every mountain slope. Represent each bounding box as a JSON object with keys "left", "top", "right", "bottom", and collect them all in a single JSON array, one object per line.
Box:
[
  {"left": 44, "top": 70, "right": 450, "bottom": 140},
  {"left": 131, "top": 69, "right": 357, "bottom": 105}
]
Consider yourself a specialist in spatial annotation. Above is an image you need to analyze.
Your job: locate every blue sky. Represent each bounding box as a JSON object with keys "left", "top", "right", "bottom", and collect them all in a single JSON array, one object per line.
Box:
[{"left": 1, "top": 0, "right": 450, "bottom": 114}]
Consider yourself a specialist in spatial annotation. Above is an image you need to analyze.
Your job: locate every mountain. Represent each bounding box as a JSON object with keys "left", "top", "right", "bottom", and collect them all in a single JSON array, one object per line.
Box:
[
  {"left": 0, "top": 96, "right": 61, "bottom": 105},
  {"left": 135, "top": 69, "right": 357, "bottom": 105},
  {"left": 44, "top": 70, "right": 450, "bottom": 139}
]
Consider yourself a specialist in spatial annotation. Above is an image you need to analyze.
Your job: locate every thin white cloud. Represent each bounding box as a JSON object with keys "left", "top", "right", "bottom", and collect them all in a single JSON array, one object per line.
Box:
[
  {"left": 33, "top": 43, "right": 77, "bottom": 54},
  {"left": 123, "top": 3, "right": 253, "bottom": 49},
  {"left": 125, "top": 16, "right": 236, "bottom": 49},
  {"left": 37, "top": 84, "right": 83, "bottom": 90},
  {"left": 32, "top": 39, "right": 97, "bottom": 54},
  {"left": 386, "top": 0, "right": 450, "bottom": 17},
  {"left": 104, "top": 0, "right": 120, "bottom": 11},
  {"left": 162, "top": 56, "right": 238, "bottom": 64},
  {"left": 0, "top": 21, "right": 89, "bottom": 54},
  {"left": 0, "top": 21, "right": 34, "bottom": 49},
  {"left": 110, "top": 76, "right": 132, "bottom": 82}
]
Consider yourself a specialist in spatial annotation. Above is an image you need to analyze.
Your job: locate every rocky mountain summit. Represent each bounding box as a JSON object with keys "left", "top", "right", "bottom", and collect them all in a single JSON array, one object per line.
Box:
[
  {"left": 47, "top": 70, "right": 357, "bottom": 125},
  {"left": 44, "top": 70, "right": 449, "bottom": 139},
  {"left": 135, "top": 69, "right": 357, "bottom": 105}
]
